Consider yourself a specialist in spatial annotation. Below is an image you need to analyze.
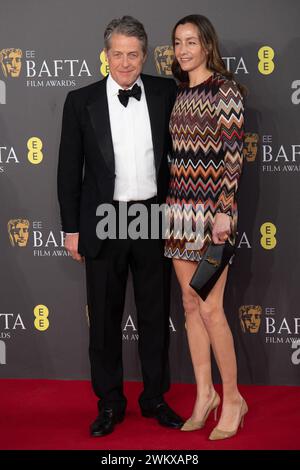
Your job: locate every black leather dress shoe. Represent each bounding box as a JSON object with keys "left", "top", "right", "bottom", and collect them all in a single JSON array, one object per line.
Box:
[
  {"left": 90, "top": 408, "right": 125, "bottom": 437},
  {"left": 141, "top": 402, "right": 184, "bottom": 429}
]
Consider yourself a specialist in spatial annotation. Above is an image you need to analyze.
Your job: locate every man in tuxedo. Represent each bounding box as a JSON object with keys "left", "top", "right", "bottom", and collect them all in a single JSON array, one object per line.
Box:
[{"left": 57, "top": 16, "right": 183, "bottom": 437}]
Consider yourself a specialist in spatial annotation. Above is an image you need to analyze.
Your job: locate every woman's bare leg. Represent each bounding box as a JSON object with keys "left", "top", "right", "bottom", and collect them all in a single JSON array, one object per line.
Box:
[
  {"left": 173, "top": 259, "right": 217, "bottom": 421},
  {"left": 198, "top": 266, "right": 245, "bottom": 431}
]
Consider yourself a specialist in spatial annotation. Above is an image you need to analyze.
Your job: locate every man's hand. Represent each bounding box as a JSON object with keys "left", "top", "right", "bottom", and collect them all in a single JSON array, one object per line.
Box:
[
  {"left": 64, "top": 233, "right": 84, "bottom": 262},
  {"left": 212, "top": 213, "right": 231, "bottom": 245}
]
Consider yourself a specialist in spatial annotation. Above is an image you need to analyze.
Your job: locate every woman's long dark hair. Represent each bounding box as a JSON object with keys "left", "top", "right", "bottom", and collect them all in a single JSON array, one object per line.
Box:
[{"left": 171, "top": 14, "right": 247, "bottom": 96}]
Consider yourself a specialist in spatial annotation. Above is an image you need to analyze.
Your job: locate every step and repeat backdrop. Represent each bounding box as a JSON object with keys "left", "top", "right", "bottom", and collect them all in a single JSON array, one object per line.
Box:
[{"left": 0, "top": 0, "right": 299, "bottom": 385}]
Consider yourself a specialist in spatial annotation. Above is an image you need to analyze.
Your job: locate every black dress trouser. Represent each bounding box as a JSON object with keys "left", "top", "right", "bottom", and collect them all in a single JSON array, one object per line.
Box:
[{"left": 85, "top": 198, "right": 171, "bottom": 414}]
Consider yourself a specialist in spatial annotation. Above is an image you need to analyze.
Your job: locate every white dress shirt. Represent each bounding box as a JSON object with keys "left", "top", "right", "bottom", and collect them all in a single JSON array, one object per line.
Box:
[{"left": 107, "top": 74, "right": 157, "bottom": 201}]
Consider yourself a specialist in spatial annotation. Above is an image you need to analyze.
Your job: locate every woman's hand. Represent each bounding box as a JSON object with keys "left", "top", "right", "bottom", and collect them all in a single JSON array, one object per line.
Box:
[{"left": 212, "top": 213, "right": 231, "bottom": 244}]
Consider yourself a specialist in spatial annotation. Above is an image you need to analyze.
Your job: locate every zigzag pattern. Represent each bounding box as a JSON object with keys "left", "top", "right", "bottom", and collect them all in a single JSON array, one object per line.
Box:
[{"left": 165, "top": 72, "right": 244, "bottom": 261}]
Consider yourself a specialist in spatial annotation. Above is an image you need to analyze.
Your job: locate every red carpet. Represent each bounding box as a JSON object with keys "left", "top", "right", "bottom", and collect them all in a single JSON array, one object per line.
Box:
[{"left": 0, "top": 379, "right": 299, "bottom": 450}]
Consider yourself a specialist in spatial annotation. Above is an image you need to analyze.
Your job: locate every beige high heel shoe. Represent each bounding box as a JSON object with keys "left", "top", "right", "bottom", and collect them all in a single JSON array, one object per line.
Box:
[
  {"left": 181, "top": 391, "right": 221, "bottom": 431},
  {"left": 209, "top": 398, "right": 248, "bottom": 440}
]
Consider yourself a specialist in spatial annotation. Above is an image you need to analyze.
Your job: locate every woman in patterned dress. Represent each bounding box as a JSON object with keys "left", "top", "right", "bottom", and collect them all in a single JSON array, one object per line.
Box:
[{"left": 165, "top": 15, "right": 247, "bottom": 440}]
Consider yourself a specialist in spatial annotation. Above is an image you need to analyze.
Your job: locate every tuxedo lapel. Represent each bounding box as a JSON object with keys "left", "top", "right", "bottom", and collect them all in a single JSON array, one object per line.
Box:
[
  {"left": 142, "top": 75, "right": 165, "bottom": 176},
  {"left": 87, "top": 77, "right": 115, "bottom": 175}
]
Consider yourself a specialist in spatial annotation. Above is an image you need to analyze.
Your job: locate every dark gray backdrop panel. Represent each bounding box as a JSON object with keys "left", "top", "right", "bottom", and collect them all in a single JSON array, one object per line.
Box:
[{"left": 0, "top": 0, "right": 299, "bottom": 385}]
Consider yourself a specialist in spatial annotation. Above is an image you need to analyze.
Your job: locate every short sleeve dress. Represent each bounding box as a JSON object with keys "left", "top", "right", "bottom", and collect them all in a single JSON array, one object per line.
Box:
[{"left": 164, "top": 72, "right": 244, "bottom": 262}]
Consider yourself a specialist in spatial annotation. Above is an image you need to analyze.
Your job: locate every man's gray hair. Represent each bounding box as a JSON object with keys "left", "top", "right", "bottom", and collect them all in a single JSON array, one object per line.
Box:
[{"left": 104, "top": 16, "right": 148, "bottom": 55}]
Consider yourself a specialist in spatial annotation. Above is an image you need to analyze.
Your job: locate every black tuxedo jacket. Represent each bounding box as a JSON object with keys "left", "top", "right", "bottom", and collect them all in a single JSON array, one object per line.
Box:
[{"left": 57, "top": 74, "right": 177, "bottom": 258}]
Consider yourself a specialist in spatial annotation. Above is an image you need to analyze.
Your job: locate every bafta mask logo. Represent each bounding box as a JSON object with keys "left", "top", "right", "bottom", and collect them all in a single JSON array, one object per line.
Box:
[
  {"left": 239, "top": 305, "right": 262, "bottom": 333},
  {"left": 154, "top": 46, "right": 174, "bottom": 76},
  {"left": 0, "top": 48, "right": 22, "bottom": 78},
  {"left": 8, "top": 219, "right": 30, "bottom": 247},
  {"left": 243, "top": 133, "right": 259, "bottom": 162}
]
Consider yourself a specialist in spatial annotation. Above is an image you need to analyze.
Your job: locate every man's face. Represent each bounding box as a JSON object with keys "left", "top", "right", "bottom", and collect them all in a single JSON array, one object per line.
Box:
[
  {"left": 105, "top": 34, "right": 146, "bottom": 89},
  {"left": 12, "top": 222, "right": 29, "bottom": 247},
  {"left": 4, "top": 51, "right": 22, "bottom": 77},
  {"left": 241, "top": 308, "right": 261, "bottom": 333}
]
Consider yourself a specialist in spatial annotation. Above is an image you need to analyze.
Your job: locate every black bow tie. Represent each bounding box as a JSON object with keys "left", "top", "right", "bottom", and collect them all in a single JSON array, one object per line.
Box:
[{"left": 118, "top": 83, "right": 142, "bottom": 107}]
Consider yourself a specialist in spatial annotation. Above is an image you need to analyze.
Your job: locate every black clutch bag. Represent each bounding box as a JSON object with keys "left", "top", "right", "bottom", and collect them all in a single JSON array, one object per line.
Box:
[{"left": 189, "top": 241, "right": 236, "bottom": 301}]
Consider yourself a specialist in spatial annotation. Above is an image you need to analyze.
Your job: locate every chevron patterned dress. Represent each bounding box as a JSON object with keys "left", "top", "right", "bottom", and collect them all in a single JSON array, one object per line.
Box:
[{"left": 164, "top": 72, "right": 244, "bottom": 262}]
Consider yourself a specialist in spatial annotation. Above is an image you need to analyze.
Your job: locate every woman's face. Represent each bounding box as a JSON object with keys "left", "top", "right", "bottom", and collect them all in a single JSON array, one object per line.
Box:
[{"left": 174, "top": 22, "right": 208, "bottom": 73}]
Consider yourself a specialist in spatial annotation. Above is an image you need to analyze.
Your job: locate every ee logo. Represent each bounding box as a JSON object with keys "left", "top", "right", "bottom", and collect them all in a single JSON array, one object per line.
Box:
[
  {"left": 34, "top": 304, "right": 49, "bottom": 331},
  {"left": 258, "top": 46, "right": 275, "bottom": 75},
  {"left": 27, "top": 137, "right": 43, "bottom": 164},
  {"left": 260, "top": 222, "right": 277, "bottom": 249},
  {"left": 99, "top": 50, "right": 109, "bottom": 77}
]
